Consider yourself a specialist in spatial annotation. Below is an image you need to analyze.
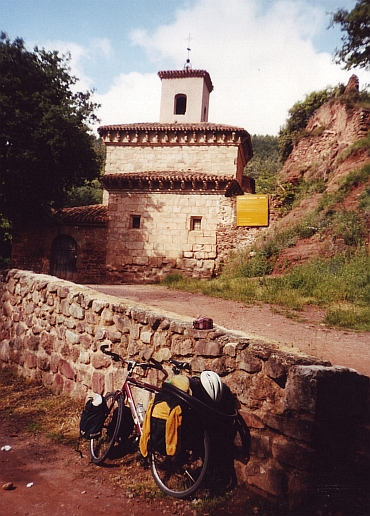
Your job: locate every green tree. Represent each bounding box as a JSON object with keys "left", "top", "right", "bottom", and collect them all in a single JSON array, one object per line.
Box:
[
  {"left": 244, "top": 135, "right": 281, "bottom": 193},
  {"left": 278, "top": 88, "right": 337, "bottom": 162},
  {"left": 0, "top": 33, "right": 103, "bottom": 227},
  {"left": 330, "top": 0, "right": 370, "bottom": 70}
]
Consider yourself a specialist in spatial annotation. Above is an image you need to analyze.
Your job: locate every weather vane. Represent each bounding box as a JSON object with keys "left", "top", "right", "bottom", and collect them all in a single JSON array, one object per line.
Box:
[{"left": 184, "top": 33, "right": 193, "bottom": 70}]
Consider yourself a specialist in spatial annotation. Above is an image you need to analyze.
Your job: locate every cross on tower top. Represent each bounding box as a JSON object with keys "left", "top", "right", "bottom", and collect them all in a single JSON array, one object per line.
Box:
[{"left": 184, "top": 33, "right": 193, "bottom": 69}]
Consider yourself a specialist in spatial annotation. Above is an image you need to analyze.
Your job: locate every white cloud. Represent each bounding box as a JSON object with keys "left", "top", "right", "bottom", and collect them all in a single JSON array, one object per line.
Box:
[
  {"left": 117, "top": 0, "right": 370, "bottom": 134},
  {"left": 42, "top": 0, "right": 370, "bottom": 135},
  {"left": 94, "top": 72, "right": 161, "bottom": 126}
]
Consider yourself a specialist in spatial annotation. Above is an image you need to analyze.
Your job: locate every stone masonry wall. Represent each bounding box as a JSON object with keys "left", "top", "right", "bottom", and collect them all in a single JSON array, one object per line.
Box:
[
  {"left": 106, "top": 191, "right": 231, "bottom": 282},
  {"left": 105, "top": 145, "right": 238, "bottom": 175},
  {"left": 11, "top": 224, "right": 107, "bottom": 284},
  {"left": 1, "top": 270, "right": 369, "bottom": 509}
]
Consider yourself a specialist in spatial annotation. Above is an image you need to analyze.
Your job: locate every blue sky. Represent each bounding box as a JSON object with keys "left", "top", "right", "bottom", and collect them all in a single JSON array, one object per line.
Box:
[{"left": 1, "top": 0, "right": 369, "bottom": 134}]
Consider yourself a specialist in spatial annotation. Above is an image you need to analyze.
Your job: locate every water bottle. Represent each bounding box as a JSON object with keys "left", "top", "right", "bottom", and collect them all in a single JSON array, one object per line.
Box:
[{"left": 136, "top": 403, "right": 146, "bottom": 424}]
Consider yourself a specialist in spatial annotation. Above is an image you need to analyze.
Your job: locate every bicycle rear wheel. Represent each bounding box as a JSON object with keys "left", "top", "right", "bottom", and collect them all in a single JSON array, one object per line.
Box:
[
  {"left": 149, "top": 428, "right": 210, "bottom": 498},
  {"left": 90, "top": 392, "right": 123, "bottom": 465}
]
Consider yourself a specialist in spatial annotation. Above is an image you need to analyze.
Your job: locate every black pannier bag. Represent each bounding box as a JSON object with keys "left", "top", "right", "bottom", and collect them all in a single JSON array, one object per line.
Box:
[{"left": 79, "top": 395, "right": 108, "bottom": 440}]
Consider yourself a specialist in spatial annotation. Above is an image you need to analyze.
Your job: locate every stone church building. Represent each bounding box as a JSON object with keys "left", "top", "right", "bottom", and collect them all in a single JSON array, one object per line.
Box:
[{"left": 11, "top": 67, "right": 259, "bottom": 283}]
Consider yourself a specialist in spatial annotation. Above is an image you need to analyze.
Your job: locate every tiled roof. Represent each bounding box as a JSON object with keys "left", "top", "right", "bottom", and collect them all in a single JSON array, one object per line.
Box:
[
  {"left": 101, "top": 173, "right": 244, "bottom": 197},
  {"left": 157, "top": 69, "right": 213, "bottom": 92},
  {"left": 59, "top": 204, "right": 108, "bottom": 225},
  {"left": 103, "top": 172, "right": 235, "bottom": 181},
  {"left": 98, "top": 122, "right": 248, "bottom": 134}
]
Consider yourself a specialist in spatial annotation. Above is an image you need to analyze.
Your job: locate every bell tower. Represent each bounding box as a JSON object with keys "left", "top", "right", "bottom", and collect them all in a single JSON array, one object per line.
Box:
[{"left": 158, "top": 68, "right": 213, "bottom": 123}]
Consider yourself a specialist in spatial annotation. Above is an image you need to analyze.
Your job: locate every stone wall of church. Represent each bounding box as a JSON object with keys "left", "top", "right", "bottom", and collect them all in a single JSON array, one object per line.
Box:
[
  {"left": 106, "top": 191, "right": 231, "bottom": 282},
  {"left": 105, "top": 192, "right": 267, "bottom": 282},
  {"left": 1, "top": 269, "right": 368, "bottom": 509},
  {"left": 105, "top": 144, "right": 238, "bottom": 175}
]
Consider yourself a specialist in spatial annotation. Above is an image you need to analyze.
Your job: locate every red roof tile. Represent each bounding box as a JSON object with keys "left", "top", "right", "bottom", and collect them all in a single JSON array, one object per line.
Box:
[
  {"left": 157, "top": 69, "right": 213, "bottom": 92},
  {"left": 98, "top": 122, "right": 248, "bottom": 134},
  {"left": 59, "top": 204, "right": 108, "bottom": 224}
]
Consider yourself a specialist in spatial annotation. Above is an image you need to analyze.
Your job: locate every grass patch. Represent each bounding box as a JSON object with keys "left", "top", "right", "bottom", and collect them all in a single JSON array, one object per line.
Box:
[
  {"left": 162, "top": 250, "right": 370, "bottom": 331},
  {"left": 26, "top": 419, "right": 44, "bottom": 434},
  {"left": 0, "top": 368, "right": 82, "bottom": 445}
]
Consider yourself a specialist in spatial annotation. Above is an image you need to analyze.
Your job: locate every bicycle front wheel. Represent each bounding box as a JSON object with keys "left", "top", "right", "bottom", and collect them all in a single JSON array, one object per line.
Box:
[
  {"left": 149, "top": 428, "right": 210, "bottom": 498},
  {"left": 90, "top": 392, "right": 123, "bottom": 465}
]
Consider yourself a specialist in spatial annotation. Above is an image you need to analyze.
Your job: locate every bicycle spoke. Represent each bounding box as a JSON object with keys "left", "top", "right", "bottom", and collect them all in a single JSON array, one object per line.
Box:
[{"left": 150, "top": 430, "right": 210, "bottom": 498}]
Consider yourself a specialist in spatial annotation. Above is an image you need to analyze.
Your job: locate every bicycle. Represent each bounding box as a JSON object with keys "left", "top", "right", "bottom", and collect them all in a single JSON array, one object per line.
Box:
[{"left": 90, "top": 344, "right": 215, "bottom": 498}]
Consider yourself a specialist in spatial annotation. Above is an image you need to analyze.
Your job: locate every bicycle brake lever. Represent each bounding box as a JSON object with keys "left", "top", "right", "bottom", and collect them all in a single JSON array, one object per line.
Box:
[{"left": 149, "top": 357, "right": 164, "bottom": 370}]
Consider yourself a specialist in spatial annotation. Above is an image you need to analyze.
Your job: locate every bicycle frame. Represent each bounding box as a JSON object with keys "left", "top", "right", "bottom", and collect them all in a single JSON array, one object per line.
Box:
[{"left": 121, "top": 376, "right": 160, "bottom": 435}]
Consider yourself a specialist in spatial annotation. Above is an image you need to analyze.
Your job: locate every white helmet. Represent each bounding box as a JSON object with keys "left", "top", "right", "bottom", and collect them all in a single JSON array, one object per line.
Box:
[{"left": 200, "top": 371, "right": 223, "bottom": 403}]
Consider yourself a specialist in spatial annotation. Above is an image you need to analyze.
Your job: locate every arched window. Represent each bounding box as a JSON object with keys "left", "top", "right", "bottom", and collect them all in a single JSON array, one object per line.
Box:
[{"left": 174, "top": 94, "right": 187, "bottom": 115}]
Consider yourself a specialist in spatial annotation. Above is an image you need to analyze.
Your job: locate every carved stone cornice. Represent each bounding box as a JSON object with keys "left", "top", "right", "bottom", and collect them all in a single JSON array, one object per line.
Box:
[
  {"left": 101, "top": 173, "right": 244, "bottom": 197},
  {"left": 98, "top": 123, "right": 252, "bottom": 153}
]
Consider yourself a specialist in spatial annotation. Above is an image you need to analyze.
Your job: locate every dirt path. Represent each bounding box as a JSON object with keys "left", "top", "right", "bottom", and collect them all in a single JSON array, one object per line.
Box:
[
  {"left": 88, "top": 284, "right": 370, "bottom": 377},
  {"left": 0, "top": 428, "right": 195, "bottom": 516}
]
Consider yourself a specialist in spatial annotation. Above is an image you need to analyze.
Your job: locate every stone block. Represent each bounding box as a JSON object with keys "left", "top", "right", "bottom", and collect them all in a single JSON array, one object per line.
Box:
[
  {"left": 66, "top": 329, "right": 80, "bottom": 345},
  {"left": 85, "top": 311, "right": 98, "bottom": 324},
  {"left": 63, "top": 379, "right": 75, "bottom": 397},
  {"left": 0, "top": 340, "right": 10, "bottom": 362},
  {"left": 61, "top": 298, "right": 70, "bottom": 317},
  {"left": 64, "top": 318, "right": 76, "bottom": 329},
  {"left": 79, "top": 351, "right": 90, "bottom": 365},
  {"left": 69, "top": 302, "right": 85, "bottom": 320},
  {"left": 131, "top": 308, "right": 148, "bottom": 324},
  {"left": 153, "top": 347, "right": 171, "bottom": 362},
  {"left": 25, "top": 334, "right": 40, "bottom": 351},
  {"left": 92, "top": 371, "right": 105, "bottom": 394},
  {"left": 194, "top": 339, "right": 221, "bottom": 356},
  {"left": 15, "top": 321, "right": 28, "bottom": 336},
  {"left": 171, "top": 336, "right": 194, "bottom": 355},
  {"left": 101, "top": 307, "right": 114, "bottom": 326},
  {"left": 37, "top": 353, "right": 50, "bottom": 371},
  {"left": 50, "top": 354, "right": 60, "bottom": 373},
  {"left": 59, "top": 359, "right": 75, "bottom": 380},
  {"left": 190, "top": 357, "right": 207, "bottom": 373},
  {"left": 263, "top": 413, "right": 316, "bottom": 443},
  {"left": 285, "top": 365, "right": 370, "bottom": 421},
  {"left": 266, "top": 354, "right": 288, "bottom": 383},
  {"left": 3, "top": 300, "right": 14, "bottom": 317},
  {"left": 51, "top": 373, "right": 64, "bottom": 395},
  {"left": 256, "top": 463, "right": 289, "bottom": 499},
  {"left": 140, "top": 330, "right": 153, "bottom": 344},
  {"left": 91, "top": 351, "right": 111, "bottom": 369},
  {"left": 248, "top": 342, "right": 277, "bottom": 360},
  {"left": 127, "top": 338, "right": 139, "bottom": 356},
  {"left": 238, "top": 352, "right": 262, "bottom": 373},
  {"left": 210, "top": 355, "right": 236, "bottom": 375},
  {"left": 169, "top": 320, "right": 187, "bottom": 334},
  {"left": 249, "top": 430, "right": 270, "bottom": 458},
  {"left": 92, "top": 299, "right": 107, "bottom": 314},
  {"left": 271, "top": 435, "right": 315, "bottom": 470},
  {"left": 25, "top": 352, "right": 37, "bottom": 369},
  {"left": 106, "top": 329, "right": 122, "bottom": 343}
]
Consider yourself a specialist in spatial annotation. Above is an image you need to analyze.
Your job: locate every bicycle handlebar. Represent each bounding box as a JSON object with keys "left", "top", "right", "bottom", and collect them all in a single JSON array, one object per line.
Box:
[
  {"left": 100, "top": 345, "right": 192, "bottom": 375},
  {"left": 100, "top": 345, "right": 165, "bottom": 372}
]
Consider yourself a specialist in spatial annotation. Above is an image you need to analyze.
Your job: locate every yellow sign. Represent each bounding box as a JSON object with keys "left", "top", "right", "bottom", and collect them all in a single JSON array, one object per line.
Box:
[{"left": 236, "top": 195, "right": 269, "bottom": 227}]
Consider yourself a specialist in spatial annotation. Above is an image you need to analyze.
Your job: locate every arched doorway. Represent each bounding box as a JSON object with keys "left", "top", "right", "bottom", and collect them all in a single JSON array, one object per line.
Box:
[{"left": 50, "top": 234, "right": 77, "bottom": 281}]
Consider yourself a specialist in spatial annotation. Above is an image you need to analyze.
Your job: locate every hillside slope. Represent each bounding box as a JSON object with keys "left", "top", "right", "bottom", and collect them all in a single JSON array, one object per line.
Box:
[{"left": 269, "top": 77, "right": 370, "bottom": 272}]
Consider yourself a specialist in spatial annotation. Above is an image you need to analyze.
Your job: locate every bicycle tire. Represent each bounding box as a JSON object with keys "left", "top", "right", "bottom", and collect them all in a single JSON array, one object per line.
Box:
[
  {"left": 90, "top": 392, "right": 123, "bottom": 465},
  {"left": 149, "top": 427, "right": 210, "bottom": 498}
]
